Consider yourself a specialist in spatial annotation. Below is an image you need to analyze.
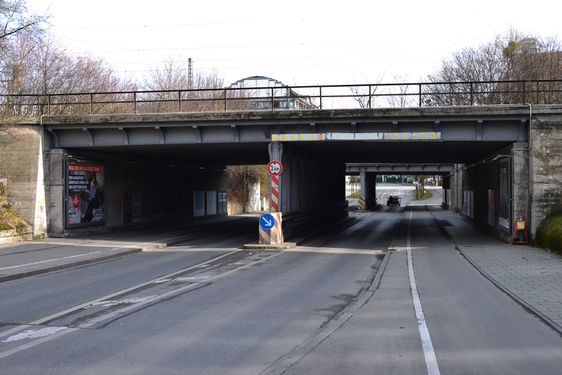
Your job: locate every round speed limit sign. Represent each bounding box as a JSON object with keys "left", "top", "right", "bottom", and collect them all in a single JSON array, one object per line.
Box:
[{"left": 267, "top": 160, "right": 283, "bottom": 176}]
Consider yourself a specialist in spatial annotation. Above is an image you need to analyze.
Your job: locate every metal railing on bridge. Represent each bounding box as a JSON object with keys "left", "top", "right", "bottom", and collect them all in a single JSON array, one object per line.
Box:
[{"left": 1, "top": 79, "right": 560, "bottom": 116}]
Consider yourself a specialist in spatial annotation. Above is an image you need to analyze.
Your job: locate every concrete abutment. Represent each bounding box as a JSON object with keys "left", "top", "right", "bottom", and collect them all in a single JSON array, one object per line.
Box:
[{"left": 268, "top": 142, "right": 348, "bottom": 240}]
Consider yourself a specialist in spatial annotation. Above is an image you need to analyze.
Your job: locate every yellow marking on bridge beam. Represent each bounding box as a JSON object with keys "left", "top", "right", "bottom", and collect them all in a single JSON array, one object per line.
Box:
[{"left": 271, "top": 132, "right": 441, "bottom": 142}]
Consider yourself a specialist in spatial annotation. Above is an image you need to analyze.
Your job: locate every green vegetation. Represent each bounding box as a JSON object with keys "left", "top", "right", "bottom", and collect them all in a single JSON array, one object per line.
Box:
[
  {"left": 0, "top": 179, "right": 29, "bottom": 233},
  {"left": 536, "top": 212, "right": 562, "bottom": 253},
  {"left": 346, "top": 191, "right": 362, "bottom": 199},
  {"left": 0, "top": 206, "right": 27, "bottom": 233},
  {"left": 414, "top": 187, "right": 432, "bottom": 200}
]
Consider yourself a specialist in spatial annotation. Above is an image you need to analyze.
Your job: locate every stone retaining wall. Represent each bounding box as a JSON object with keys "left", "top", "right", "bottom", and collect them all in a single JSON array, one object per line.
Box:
[
  {"left": 0, "top": 125, "right": 41, "bottom": 226},
  {"left": 531, "top": 114, "right": 562, "bottom": 234}
]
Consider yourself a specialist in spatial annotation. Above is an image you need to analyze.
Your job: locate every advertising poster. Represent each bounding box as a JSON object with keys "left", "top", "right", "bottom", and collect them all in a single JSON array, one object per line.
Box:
[{"left": 66, "top": 162, "right": 105, "bottom": 227}]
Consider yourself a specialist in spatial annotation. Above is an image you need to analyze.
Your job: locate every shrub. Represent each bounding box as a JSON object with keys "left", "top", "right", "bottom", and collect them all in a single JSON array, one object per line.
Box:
[{"left": 536, "top": 212, "right": 562, "bottom": 253}]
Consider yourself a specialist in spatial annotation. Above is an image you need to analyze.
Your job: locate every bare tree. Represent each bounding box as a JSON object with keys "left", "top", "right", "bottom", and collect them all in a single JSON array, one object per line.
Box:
[
  {"left": 0, "top": 0, "right": 43, "bottom": 42},
  {"left": 425, "top": 30, "right": 562, "bottom": 106},
  {"left": 0, "top": 29, "right": 136, "bottom": 116},
  {"left": 143, "top": 58, "right": 225, "bottom": 113},
  {"left": 350, "top": 74, "right": 384, "bottom": 109},
  {"left": 385, "top": 76, "right": 416, "bottom": 108}
]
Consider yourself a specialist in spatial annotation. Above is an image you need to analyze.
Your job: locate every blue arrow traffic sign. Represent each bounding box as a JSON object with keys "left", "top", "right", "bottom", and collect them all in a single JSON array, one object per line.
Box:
[{"left": 259, "top": 213, "right": 275, "bottom": 230}]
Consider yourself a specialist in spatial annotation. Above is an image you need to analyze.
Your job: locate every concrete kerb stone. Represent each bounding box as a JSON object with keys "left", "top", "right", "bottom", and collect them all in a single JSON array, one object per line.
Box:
[
  {"left": 456, "top": 245, "right": 562, "bottom": 335},
  {"left": 243, "top": 242, "right": 296, "bottom": 250}
]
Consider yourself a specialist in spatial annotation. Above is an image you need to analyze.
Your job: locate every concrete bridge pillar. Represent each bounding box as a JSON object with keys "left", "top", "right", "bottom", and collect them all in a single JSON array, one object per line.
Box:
[
  {"left": 529, "top": 114, "right": 562, "bottom": 236},
  {"left": 269, "top": 142, "right": 346, "bottom": 214},
  {"left": 268, "top": 142, "right": 347, "bottom": 239},
  {"left": 512, "top": 142, "right": 530, "bottom": 227},
  {"left": 360, "top": 172, "right": 377, "bottom": 210},
  {"left": 448, "top": 164, "right": 464, "bottom": 213}
]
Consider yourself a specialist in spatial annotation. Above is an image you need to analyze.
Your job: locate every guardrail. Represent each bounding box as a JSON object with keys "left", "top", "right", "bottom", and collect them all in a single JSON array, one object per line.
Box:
[{"left": 0, "top": 79, "right": 560, "bottom": 116}]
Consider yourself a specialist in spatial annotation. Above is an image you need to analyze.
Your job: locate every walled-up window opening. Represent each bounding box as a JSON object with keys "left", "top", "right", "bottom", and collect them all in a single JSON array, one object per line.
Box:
[{"left": 498, "top": 159, "right": 511, "bottom": 229}]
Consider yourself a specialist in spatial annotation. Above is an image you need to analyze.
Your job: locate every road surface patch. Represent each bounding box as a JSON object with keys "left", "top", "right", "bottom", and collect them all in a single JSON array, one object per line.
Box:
[{"left": 0, "top": 248, "right": 280, "bottom": 359}]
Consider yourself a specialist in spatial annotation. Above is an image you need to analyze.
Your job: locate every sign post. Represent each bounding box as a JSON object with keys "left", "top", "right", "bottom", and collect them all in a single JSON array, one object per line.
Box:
[
  {"left": 259, "top": 160, "right": 284, "bottom": 244},
  {"left": 267, "top": 160, "right": 283, "bottom": 212}
]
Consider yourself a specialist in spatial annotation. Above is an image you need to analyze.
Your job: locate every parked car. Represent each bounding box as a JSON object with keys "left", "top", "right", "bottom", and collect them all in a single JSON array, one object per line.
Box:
[{"left": 386, "top": 195, "right": 401, "bottom": 206}]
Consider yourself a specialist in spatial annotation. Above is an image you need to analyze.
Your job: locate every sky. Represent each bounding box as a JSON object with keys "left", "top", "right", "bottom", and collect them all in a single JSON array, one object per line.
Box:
[{"left": 27, "top": 0, "right": 561, "bottom": 87}]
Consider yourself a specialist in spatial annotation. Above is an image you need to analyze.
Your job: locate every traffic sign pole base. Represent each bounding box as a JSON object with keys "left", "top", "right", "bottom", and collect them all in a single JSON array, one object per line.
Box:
[
  {"left": 258, "top": 212, "right": 283, "bottom": 245},
  {"left": 243, "top": 242, "right": 296, "bottom": 250}
]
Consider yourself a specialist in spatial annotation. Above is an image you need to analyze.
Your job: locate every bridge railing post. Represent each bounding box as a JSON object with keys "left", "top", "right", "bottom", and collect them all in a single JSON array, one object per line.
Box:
[
  {"left": 133, "top": 92, "right": 137, "bottom": 114},
  {"left": 89, "top": 93, "right": 93, "bottom": 114},
  {"left": 319, "top": 86, "right": 323, "bottom": 109},
  {"left": 418, "top": 83, "right": 422, "bottom": 107},
  {"left": 178, "top": 90, "right": 182, "bottom": 112},
  {"left": 368, "top": 85, "right": 372, "bottom": 109},
  {"left": 470, "top": 82, "right": 474, "bottom": 105}
]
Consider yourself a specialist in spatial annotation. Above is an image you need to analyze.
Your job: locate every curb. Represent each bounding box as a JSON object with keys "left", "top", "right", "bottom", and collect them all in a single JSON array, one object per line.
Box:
[
  {"left": 0, "top": 248, "right": 142, "bottom": 283},
  {"left": 242, "top": 242, "right": 297, "bottom": 250},
  {"left": 456, "top": 245, "right": 562, "bottom": 335}
]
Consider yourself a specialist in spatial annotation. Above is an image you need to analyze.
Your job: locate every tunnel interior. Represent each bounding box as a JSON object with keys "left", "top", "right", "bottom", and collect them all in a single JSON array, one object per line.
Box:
[{"left": 58, "top": 135, "right": 518, "bottom": 241}]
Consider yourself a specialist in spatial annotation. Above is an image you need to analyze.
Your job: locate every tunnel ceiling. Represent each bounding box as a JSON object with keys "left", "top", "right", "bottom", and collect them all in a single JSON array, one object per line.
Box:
[{"left": 71, "top": 139, "right": 512, "bottom": 166}]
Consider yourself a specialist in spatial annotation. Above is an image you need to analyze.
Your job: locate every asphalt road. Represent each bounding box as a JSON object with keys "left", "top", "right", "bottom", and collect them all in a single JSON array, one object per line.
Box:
[
  {"left": 347, "top": 184, "right": 443, "bottom": 207},
  {"left": 1, "top": 207, "right": 562, "bottom": 374}
]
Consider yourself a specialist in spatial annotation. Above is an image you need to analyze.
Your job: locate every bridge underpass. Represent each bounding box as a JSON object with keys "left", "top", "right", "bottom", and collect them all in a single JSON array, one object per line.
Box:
[
  {"left": 345, "top": 163, "right": 454, "bottom": 210},
  {"left": 39, "top": 105, "right": 562, "bottom": 241}
]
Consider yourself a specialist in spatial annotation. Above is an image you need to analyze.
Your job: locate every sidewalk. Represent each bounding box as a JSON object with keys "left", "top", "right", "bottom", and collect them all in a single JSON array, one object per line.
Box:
[{"left": 430, "top": 207, "right": 562, "bottom": 334}]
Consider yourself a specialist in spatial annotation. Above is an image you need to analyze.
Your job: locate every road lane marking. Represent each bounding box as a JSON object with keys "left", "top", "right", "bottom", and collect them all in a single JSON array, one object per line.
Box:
[
  {"left": 0, "top": 248, "right": 243, "bottom": 340},
  {"left": 2, "top": 327, "right": 68, "bottom": 343},
  {"left": 407, "top": 209, "right": 441, "bottom": 375},
  {"left": 0, "top": 248, "right": 282, "bottom": 359},
  {"left": 0, "top": 328, "right": 79, "bottom": 360},
  {"left": 0, "top": 251, "right": 103, "bottom": 271}
]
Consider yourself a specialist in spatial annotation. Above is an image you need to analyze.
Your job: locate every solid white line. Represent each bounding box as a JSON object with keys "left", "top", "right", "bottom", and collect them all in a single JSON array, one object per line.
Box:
[
  {"left": 407, "top": 209, "right": 441, "bottom": 375},
  {"left": 0, "top": 251, "right": 103, "bottom": 271}
]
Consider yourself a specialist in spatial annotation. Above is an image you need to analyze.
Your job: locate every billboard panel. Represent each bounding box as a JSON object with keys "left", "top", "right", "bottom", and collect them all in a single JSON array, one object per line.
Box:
[{"left": 66, "top": 162, "right": 104, "bottom": 228}]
